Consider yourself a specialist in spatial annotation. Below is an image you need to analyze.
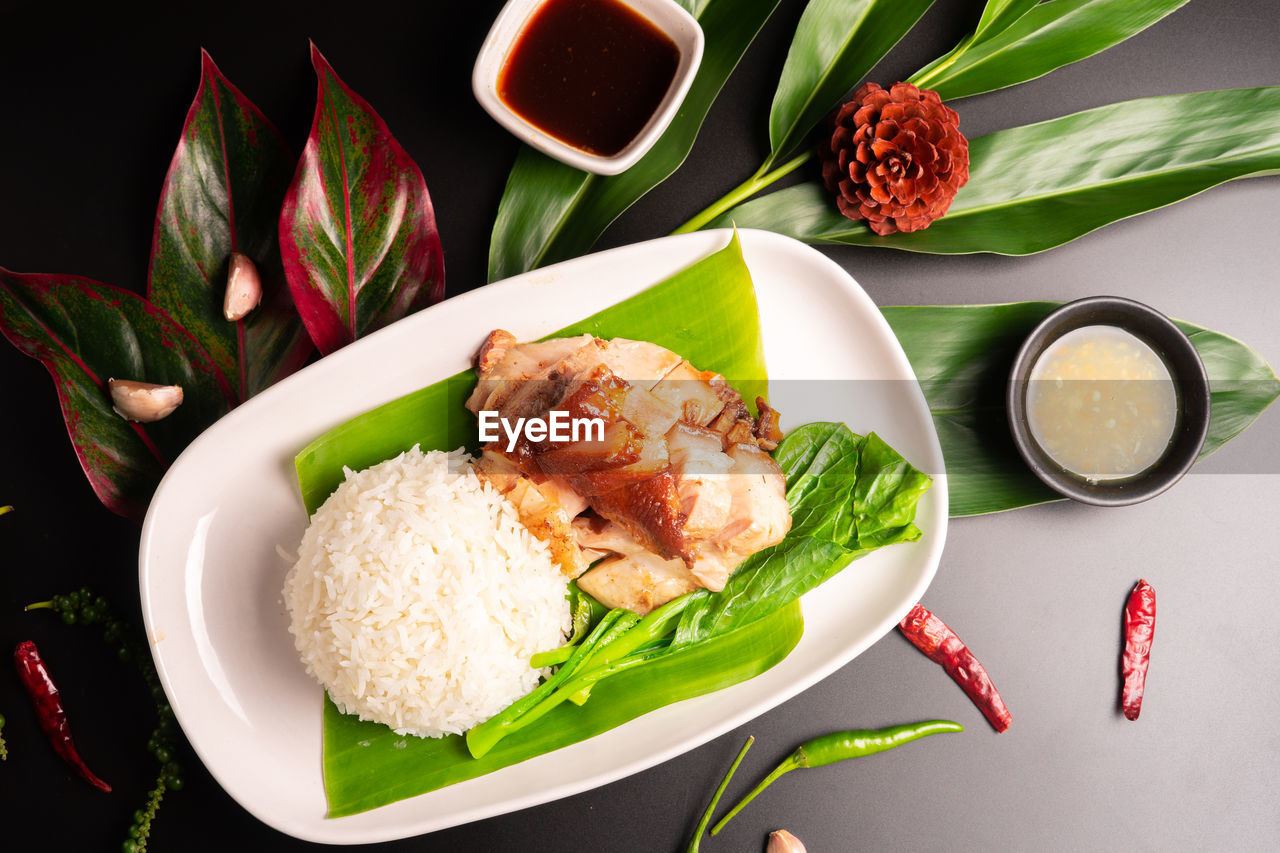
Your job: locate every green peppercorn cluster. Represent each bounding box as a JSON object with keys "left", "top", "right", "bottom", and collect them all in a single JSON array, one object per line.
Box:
[
  {"left": 122, "top": 773, "right": 169, "bottom": 853},
  {"left": 29, "top": 588, "right": 184, "bottom": 853}
]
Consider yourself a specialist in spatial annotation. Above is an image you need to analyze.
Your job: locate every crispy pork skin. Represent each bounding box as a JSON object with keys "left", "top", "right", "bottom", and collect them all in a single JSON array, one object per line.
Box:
[{"left": 468, "top": 330, "right": 792, "bottom": 613}]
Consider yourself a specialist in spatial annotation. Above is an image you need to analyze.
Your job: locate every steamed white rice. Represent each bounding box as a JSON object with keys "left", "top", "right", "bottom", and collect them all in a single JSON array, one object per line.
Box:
[{"left": 282, "top": 447, "right": 570, "bottom": 737}]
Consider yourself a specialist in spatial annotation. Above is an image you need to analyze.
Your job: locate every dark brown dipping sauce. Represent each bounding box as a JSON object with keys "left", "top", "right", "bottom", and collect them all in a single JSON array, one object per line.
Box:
[{"left": 498, "top": 0, "right": 681, "bottom": 157}]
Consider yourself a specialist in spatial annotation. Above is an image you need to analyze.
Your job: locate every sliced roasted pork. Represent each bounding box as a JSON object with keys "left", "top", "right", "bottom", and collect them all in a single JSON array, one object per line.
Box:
[
  {"left": 667, "top": 423, "right": 734, "bottom": 540},
  {"left": 718, "top": 443, "right": 791, "bottom": 555},
  {"left": 466, "top": 329, "right": 791, "bottom": 613},
  {"left": 574, "top": 518, "right": 701, "bottom": 614}
]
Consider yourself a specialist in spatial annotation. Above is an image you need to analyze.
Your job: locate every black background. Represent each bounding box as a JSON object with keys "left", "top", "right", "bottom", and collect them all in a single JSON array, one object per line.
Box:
[{"left": 1, "top": 0, "right": 1278, "bottom": 850}]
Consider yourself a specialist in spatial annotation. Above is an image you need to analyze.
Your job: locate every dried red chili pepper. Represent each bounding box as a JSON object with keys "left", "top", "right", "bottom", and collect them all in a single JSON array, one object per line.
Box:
[
  {"left": 13, "top": 640, "right": 111, "bottom": 792},
  {"left": 1121, "top": 579, "right": 1156, "bottom": 721},
  {"left": 898, "top": 603, "right": 1012, "bottom": 733}
]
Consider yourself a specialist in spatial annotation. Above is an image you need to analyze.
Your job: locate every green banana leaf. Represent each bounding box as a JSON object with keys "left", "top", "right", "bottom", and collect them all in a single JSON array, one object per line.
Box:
[
  {"left": 486, "top": 0, "right": 780, "bottom": 282},
  {"left": 765, "top": 0, "right": 936, "bottom": 171},
  {"left": 911, "top": 0, "right": 1190, "bottom": 101},
  {"left": 297, "top": 233, "right": 766, "bottom": 514},
  {"left": 296, "top": 234, "right": 801, "bottom": 815},
  {"left": 323, "top": 600, "right": 802, "bottom": 817},
  {"left": 703, "top": 87, "right": 1280, "bottom": 256},
  {"left": 883, "top": 303, "right": 1280, "bottom": 517}
]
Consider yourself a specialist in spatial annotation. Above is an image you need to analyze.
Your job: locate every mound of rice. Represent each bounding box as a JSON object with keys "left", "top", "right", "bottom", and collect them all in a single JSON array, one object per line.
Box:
[{"left": 282, "top": 446, "right": 570, "bottom": 738}]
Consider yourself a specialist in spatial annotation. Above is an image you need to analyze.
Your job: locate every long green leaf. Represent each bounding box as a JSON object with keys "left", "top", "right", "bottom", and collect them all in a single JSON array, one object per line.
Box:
[
  {"left": 765, "top": 0, "right": 935, "bottom": 170},
  {"left": 912, "top": 0, "right": 1190, "bottom": 101},
  {"left": 909, "top": 0, "right": 1039, "bottom": 86},
  {"left": 704, "top": 87, "right": 1280, "bottom": 255},
  {"left": 971, "top": 0, "right": 1041, "bottom": 43},
  {"left": 148, "top": 50, "right": 310, "bottom": 402},
  {"left": 882, "top": 303, "right": 1280, "bottom": 516},
  {"left": 486, "top": 0, "right": 781, "bottom": 282}
]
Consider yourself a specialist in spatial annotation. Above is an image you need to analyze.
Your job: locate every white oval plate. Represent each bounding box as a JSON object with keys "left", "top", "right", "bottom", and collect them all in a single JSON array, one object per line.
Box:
[{"left": 139, "top": 229, "right": 947, "bottom": 844}]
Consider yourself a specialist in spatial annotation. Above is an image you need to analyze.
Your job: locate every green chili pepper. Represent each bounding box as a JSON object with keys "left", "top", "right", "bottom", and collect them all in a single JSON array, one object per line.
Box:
[{"left": 711, "top": 720, "right": 963, "bottom": 835}]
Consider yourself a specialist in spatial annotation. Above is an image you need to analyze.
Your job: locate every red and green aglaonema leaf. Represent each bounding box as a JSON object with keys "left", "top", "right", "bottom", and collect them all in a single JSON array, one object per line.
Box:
[
  {"left": 0, "top": 270, "right": 234, "bottom": 522},
  {"left": 279, "top": 43, "right": 445, "bottom": 355},
  {"left": 148, "top": 49, "right": 311, "bottom": 402}
]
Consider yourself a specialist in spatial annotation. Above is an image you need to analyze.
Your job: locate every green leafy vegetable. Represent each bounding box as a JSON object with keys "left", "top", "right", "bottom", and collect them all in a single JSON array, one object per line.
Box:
[
  {"left": 565, "top": 581, "right": 603, "bottom": 647},
  {"left": 466, "top": 593, "right": 699, "bottom": 759},
  {"left": 486, "top": 0, "right": 781, "bottom": 281},
  {"left": 702, "top": 87, "right": 1280, "bottom": 255},
  {"left": 883, "top": 303, "right": 1280, "bottom": 516},
  {"left": 911, "top": 0, "right": 1191, "bottom": 101},
  {"left": 465, "top": 609, "right": 633, "bottom": 759},
  {"left": 673, "top": 425, "right": 930, "bottom": 647},
  {"left": 470, "top": 422, "right": 933, "bottom": 755}
]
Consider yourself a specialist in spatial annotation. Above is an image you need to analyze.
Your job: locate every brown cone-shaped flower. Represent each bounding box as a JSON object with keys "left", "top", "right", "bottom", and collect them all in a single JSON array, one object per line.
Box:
[{"left": 820, "top": 82, "right": 969, "bottom": 236}]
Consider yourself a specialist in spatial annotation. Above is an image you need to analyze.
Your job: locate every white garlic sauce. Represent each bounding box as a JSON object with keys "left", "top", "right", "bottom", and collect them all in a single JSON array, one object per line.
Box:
[{"left": 1026, "top": 325, "right": 1178, "bottom": 483}]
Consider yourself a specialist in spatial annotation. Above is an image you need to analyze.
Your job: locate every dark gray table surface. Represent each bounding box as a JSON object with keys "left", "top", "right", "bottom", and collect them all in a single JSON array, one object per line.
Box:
[{"left": 1, "top": 0, "right": 1276, "bottom": 850}]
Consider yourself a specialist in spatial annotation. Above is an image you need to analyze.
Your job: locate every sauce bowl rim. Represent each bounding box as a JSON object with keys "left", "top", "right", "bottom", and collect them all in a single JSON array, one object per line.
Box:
[
  {"left": 472, "top": 0, "right": 705, "bottom": 176},
  {"left": 1006, "top": 295, "right": 1211, "bottom": 507}
]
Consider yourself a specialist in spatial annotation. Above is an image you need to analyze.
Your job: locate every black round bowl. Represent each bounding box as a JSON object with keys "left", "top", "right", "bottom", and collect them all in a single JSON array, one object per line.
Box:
[{"left": 1007, "top": 296, "right": 1210, "bottom": 507}]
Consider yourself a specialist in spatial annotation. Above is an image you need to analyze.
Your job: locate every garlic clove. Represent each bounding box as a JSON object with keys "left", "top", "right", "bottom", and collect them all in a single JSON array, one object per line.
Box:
[
  {"left": 767, "top": 829, "right": 807, "bottom": 853},
  {"left": 223, "top": 252, "right": 263, "bottom": 321},
  {"left": 108, "top": 379, "right": 184, "bottom": 423}
]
